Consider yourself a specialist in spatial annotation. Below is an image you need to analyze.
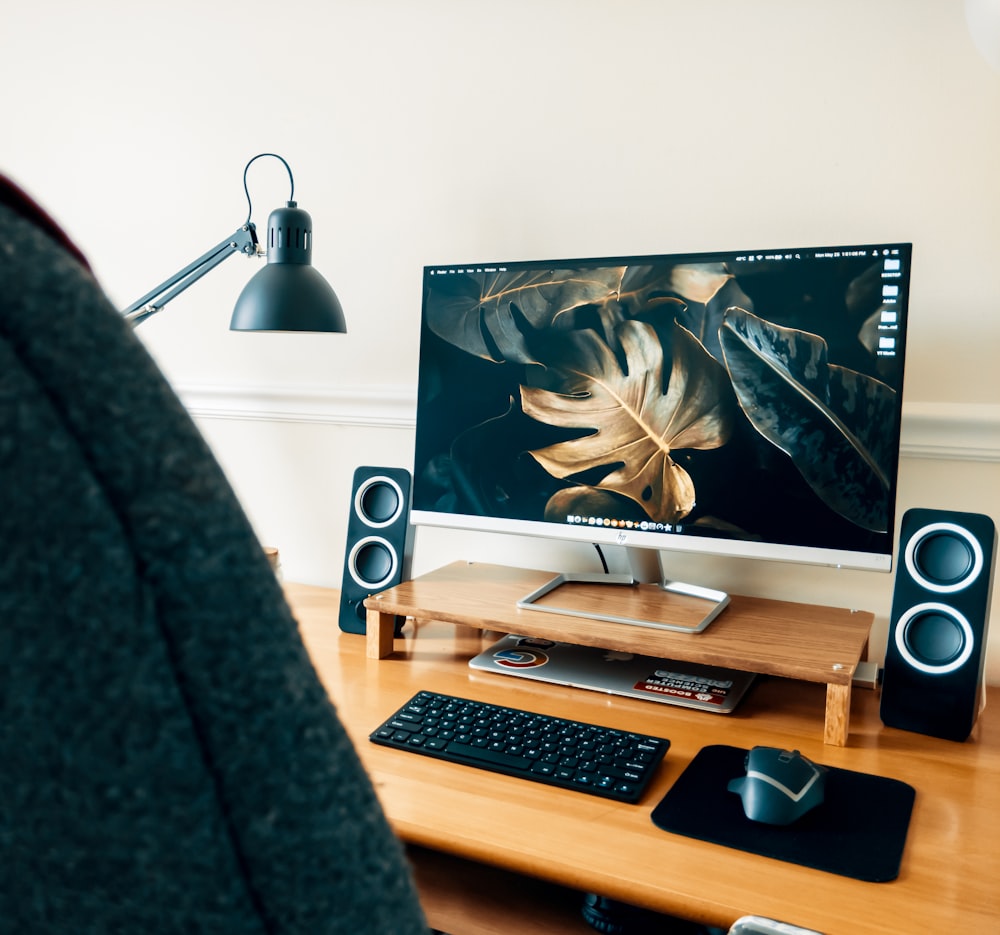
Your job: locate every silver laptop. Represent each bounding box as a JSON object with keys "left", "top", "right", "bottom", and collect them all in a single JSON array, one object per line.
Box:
[{"left": 469, "top": 635, "right": 756, "bottom": 714}]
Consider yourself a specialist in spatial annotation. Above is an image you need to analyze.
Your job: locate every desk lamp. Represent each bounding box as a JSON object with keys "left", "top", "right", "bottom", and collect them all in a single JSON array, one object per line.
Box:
[{"left": 122, "top": 153, "right": 346, "bottom": 333}]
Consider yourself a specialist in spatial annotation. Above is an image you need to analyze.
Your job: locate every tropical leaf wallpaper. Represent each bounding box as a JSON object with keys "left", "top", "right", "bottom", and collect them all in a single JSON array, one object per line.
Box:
[{"left": 414, "top": 252, "right": 905, "bottom": 555}]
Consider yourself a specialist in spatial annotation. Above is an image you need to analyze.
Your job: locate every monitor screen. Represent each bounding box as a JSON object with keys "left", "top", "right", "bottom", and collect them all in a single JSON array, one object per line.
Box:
[{"left": 411, "top": 243, "right": 911, "bottom": 576}]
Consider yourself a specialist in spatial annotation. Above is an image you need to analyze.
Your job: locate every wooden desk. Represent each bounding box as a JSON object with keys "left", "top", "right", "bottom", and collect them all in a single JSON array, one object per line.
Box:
[{"left": 287, "top": 581, "right": 1000, "bottom": 935}]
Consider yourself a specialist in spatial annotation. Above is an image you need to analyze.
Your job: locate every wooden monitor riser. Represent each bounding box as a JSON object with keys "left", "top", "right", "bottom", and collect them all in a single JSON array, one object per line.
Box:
[{"left": 364, "top": 561, "right": 873, "bottom": 746}]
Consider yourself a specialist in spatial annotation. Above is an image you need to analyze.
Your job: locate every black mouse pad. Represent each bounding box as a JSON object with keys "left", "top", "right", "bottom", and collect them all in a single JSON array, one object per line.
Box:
[{"left": 651, "top": 745, "right": 915, "bottom": 882}]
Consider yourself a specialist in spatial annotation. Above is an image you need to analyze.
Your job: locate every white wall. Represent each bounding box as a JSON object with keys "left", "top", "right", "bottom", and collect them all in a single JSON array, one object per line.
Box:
[{"left": 4, "top": 1, "right": 1000, "bottom": 680}]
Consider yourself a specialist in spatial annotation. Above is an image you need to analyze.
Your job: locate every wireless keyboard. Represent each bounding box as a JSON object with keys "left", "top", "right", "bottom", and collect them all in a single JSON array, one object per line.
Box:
[{"left": 369, "top": 690, "right": 670, "bottom": 803}]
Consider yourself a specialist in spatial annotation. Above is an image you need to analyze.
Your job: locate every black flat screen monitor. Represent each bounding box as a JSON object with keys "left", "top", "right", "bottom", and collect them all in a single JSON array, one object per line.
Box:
[{"left": 411, "top": 243, "right": 911, "bottom": 582}]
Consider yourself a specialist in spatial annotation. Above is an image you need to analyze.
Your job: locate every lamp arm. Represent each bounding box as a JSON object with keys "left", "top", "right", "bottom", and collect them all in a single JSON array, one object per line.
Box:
[{"left": 122, "top": 223, "right": 260, "bottom": 326}]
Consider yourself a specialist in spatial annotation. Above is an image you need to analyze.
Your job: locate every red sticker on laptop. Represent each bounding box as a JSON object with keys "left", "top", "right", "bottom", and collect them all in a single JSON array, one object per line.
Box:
[{"left": 633, "top": 670, "right": 733, "bottom": 705}]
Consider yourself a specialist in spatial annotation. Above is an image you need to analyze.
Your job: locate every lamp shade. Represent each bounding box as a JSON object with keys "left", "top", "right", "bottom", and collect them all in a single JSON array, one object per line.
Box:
[{"left": 230, "top": 202, "right": 346, "bottom": 332}]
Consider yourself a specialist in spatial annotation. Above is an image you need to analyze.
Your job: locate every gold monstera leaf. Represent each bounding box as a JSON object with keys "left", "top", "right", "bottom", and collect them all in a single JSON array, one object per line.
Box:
[
  {"left": 668, "top": 263, "right": 733, "bottom": 305},
  {"left": 521, "top": 320, "right": 737, "bottom": 525}
]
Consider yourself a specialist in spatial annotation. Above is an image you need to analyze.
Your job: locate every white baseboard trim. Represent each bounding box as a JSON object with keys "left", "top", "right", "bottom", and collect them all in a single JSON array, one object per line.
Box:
[{"left": 177, "top": 383, "right": 1000, "bottom": 462}]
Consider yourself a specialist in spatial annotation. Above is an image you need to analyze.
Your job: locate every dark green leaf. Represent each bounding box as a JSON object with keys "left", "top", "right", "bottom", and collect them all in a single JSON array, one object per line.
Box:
[
  {"left": 719, "top": 307, "right": 897, "bottom": 532},
  {"left": 424, "top": 268, "right": 626, "bottom": 364}
]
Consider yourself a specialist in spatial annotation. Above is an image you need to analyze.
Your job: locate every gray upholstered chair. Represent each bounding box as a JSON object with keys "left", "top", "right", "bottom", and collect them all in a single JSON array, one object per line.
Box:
[{"left": 0, "top": 179, "right": 428, "bottom": 935}]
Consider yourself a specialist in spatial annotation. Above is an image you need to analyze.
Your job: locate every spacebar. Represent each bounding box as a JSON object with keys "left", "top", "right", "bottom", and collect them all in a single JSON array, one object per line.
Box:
[{"left": 445, "top": 742, "right": 532, "bottom": 770}]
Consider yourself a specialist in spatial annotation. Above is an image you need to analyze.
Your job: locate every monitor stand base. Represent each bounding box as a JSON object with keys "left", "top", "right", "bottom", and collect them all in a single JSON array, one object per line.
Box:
[{"left": 515, "top": 572, "right": 730, "bottom": 635}]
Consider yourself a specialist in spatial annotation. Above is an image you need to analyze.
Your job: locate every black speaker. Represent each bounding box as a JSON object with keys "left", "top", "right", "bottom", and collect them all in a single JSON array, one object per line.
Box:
[
  {"left": 338, "top": 466, "right": 413, "bottom": 634},
  {"left": 880, "top": 508, "right": 996, "bottom": 741}
]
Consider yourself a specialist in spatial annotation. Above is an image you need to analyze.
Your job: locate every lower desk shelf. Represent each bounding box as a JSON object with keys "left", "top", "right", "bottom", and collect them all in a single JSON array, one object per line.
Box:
[{"left": 364, "top": 562, "right": 874, "bottom": 746}]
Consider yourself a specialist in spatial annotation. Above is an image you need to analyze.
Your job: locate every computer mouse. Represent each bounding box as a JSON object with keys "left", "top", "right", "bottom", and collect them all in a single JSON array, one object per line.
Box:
[{"left": 727, "top": 746, "right": 827, "bottom": 826}]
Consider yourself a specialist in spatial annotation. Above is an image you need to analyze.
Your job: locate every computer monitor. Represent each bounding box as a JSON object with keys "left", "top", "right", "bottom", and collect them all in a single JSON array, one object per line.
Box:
[{"left": 411, "top": 242, "right": 911, "bottom": 624}]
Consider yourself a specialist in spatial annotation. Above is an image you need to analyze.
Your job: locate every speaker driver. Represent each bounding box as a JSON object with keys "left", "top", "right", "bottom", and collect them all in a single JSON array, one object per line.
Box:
[
  {"left": 905, "top": 521, "right": 983, "bottom": 593},
  {"left": 348, "top": 535, "right": 399, "bottom": 591},
  {"left": 894, "top": 602, "right": 974, "bottom": 675},
  {"left": 355, "top": 475, "right": 404, "bottom": 527}
]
